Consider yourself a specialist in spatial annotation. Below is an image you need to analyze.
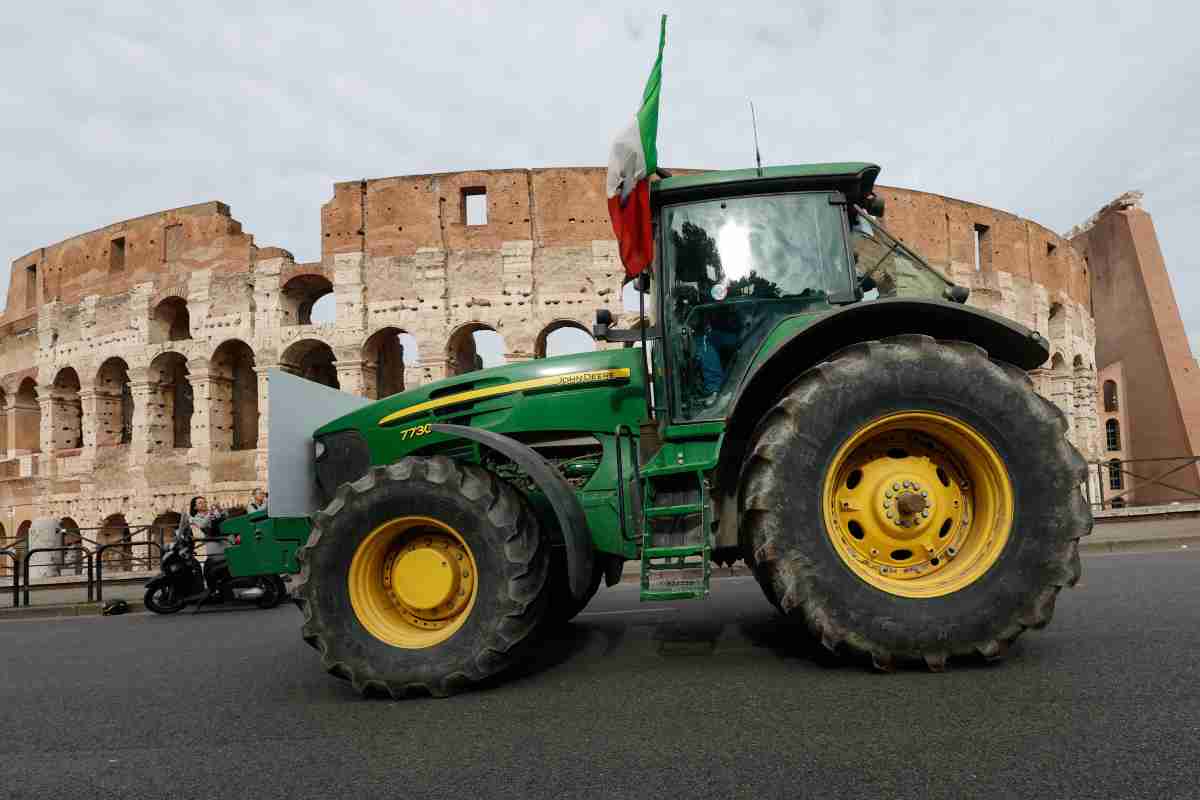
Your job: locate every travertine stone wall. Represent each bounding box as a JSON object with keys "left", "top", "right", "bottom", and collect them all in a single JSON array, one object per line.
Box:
[{"left": 0, "top": 169, "right": 1100, "bottom": 573}]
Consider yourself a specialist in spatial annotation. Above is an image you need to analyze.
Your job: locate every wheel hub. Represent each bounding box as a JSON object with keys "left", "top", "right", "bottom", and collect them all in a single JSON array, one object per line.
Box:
[
  {"left": 826, "top": 415, "right": 1007, "bottom": 594},
  {"left": 382, "top": 532, "right": 474, "bottom": 630}
]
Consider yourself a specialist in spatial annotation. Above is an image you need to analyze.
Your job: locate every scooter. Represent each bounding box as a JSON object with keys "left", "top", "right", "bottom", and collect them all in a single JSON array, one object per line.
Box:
[{"left": 144, "top": 537, "right": 286, "bottom": 614}]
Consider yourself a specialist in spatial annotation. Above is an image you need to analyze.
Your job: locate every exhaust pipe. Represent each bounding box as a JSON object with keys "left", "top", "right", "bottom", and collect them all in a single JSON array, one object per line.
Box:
[{"left": 232, "top": 587, "right": 266, "bottom": 600}]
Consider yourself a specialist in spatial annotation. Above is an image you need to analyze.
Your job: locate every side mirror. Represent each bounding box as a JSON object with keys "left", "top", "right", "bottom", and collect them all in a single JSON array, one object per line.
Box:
[
  {"left": 863, "top": 194, "right": 885, "bottom": 217},
  {"left": 594, "top": 308, "right": 614, "bottom": 340},
  {"left": 943, "top": 285, "right": 970, "bottom": 304}
]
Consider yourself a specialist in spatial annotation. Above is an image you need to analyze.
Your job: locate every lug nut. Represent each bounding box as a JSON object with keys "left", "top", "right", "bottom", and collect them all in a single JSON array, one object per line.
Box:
[
  {"left": 893, "top": 483, "right": 900, "bottom": 491},
  {"left": 921, "top": 491, "right": 928, "bottom": 498},
  {"left": 885, "top": 510, "right": 893, "bottom": 518},
  {"left": 922, "top": 510, "right": 930, "bottom": 518}
]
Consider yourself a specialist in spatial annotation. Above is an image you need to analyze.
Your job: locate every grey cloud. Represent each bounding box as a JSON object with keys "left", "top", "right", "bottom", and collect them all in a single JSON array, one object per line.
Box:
[{"left": 1, "top": 0, "right": 1196, "bottom": 356}]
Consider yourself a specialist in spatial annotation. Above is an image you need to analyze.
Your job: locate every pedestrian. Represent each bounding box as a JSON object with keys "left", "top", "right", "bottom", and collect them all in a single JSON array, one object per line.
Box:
[
  {"left": 178, "top": 496, "right": 229, "bottom": 595},
  {"left": 248, "top": 488, "right": 268, "bottom": 514}
]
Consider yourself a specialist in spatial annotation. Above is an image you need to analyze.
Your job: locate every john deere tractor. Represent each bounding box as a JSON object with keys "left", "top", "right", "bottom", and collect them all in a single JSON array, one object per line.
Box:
[{"left": 222, "top": 162, "right": 1090, "bottom": 696}]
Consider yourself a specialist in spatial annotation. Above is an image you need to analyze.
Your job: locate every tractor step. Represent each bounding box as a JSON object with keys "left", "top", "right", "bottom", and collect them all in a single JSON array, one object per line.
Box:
[
  {"left": 639, "top": 467, "right": 712, "bottom": 602},
  {"left": 644, "top": 503, "right": 703, "bottom": 519}
]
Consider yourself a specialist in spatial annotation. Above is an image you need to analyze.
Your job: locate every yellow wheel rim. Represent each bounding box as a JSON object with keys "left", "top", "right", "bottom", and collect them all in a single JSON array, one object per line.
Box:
[
  {"left": 348, "top": 516, "right": 478, "bottom": 649},
  {"left": 822, "top": 411, "right": 1013, "bottom": 598}
]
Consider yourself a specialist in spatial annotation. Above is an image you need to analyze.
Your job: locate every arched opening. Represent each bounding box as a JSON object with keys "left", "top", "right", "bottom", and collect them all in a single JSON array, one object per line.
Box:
[
  {"left": 15, "top": 378, "right": 41, "bottom": 453},
  {"left": 211, "top": 340, "right": 259, "bottom": 450},
  {"left": 98, "top": 513, "right": 132, "bottom": 572},
  {"left": 51, "top": 367, "right": 83, "bottom": 450},
  {"left": 281, "top": 339, "right": 339, "bottom": 390},
  {"left": 1107, "top": 459, "right": 1124, "bottom": 491},
  {"left": 535, "top": 321, "right": 596, "bottom": 359},
  {"left": 151, "top": 511, "right": 182, "bottom": 550},
  {"left": 1103, "top": 380, "right": 1119, "bottom": 412},
  {"left": 446, "top": 324, "right": 507, "bottom": 377},
  {"left": 59, "top": 517, "right": 83, "bottom": 576},
  {"left": 282, "top": 275, "right": 335, "bottom": 325},
  {"left": 363, "top": 328, "right": 418, "bottom": 399},
  {"left": 149, "top": 352, "right": 193, "bottom": 448},
  {"left": 1073, "top": 354, "right": 1085, "bottom": 369},
  {"left": 1106, "top": 419, "right": 1121, "bottom": 452},
  {"left": 95, "top": 357, "right": 133, "bottom": 446},
  {"left": 150, "top": 296, "right": 191, "bottom": 343},
  {"left": 1051, "top": 352, "right": 1066, "bottom": 372}
]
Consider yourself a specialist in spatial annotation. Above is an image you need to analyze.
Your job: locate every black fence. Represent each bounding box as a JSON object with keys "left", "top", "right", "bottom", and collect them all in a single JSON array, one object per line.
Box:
[
  {"left": 1089, "top": 456, "right": 1200, "bottom": 510},
  {"left": 9, "top": 524, "right": 176, "bottom": 608}
]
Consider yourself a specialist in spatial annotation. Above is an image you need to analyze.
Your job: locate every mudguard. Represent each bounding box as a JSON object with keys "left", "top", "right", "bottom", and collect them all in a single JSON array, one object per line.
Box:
[
  {"left": 430, "top": 423, "right": 595, "bottom": 601},
  {"left": 718, "top": 297, "right": 1052, "bottom": 501}
]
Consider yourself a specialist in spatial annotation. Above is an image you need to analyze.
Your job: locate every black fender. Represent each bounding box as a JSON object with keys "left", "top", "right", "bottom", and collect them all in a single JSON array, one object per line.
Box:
[
  {"left": 718, "top": 297, "right": 1051, "bottom": 500},
  {"left": 430, "top": 423, "right": 595, "bottom": 601},
  {"left": 144, "top": 575, "right": 170, "bottom": 590}
]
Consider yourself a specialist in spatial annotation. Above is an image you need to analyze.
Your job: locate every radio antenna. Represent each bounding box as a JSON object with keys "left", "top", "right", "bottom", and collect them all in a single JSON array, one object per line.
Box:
[{"left": 750, "top": 100, "right": 764, "bottom": 176}]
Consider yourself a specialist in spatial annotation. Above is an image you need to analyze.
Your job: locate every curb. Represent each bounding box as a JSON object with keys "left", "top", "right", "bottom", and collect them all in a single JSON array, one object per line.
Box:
[{"left": 0, "top": 602, "right": 103, "bottom": 621}]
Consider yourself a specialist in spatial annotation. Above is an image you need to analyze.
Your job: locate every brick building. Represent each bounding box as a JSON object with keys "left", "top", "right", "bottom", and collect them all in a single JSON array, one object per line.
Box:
[{"left": 0, "top": 167, "right": 1109, "bottom": 574}]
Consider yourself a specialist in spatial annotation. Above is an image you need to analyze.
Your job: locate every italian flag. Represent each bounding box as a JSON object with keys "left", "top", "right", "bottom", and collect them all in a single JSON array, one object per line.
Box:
[{"left": 606, "top": 14, "right": 666, "bottom": 280}]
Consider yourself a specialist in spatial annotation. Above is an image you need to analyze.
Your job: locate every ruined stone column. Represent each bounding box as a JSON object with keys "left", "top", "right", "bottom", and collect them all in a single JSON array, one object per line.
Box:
[
  {"left": 36, "top": 384, "right": 54, "bottom": 473},
  {"left": 27, "top": 519, "right": 60, "bottom": 580},
  {"left": 128, "top": 373, "right": 157, "bottom": 470},
  {"left": 187, "top": 365, "right": 217, "bottom": 486},
  {"left": 334, "top": 358, "right": 366, "bottom": 397},
  {"left": 254, "top": 365, "right": 275, "bottom": 483}
]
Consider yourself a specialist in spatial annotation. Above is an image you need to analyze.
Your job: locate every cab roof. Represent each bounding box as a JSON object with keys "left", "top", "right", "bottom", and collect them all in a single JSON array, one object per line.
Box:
[{"left": 652, "top": 162, "right": 881, "bottom": 206}]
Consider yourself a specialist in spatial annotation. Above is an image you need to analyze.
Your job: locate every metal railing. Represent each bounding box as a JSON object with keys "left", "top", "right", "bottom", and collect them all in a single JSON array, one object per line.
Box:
[
  {"left": 1090, "top": 456, "right": 1200, "bottom": 510},
  {"left": 22, "top": 547, "right": 94, "bottom": 607},
  {"left": 8, "top": 524, "right": 176, "bottom": 608}
]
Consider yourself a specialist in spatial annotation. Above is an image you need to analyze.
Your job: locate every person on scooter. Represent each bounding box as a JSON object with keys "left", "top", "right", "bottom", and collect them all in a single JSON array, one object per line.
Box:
[{"left": 179, "top": 496, "right": 229, "bottom": 598}]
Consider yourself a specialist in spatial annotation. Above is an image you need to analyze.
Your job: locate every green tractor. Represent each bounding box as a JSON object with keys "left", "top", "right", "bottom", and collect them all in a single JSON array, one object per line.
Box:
[{"left": 222, "top": 162, "right": 1090, "bottom": 696}]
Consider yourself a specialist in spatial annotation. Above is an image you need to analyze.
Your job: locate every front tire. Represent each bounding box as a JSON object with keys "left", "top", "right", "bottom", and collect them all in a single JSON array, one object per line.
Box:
[
  {"left": 740, "top": 335, "right": 1091, "bottom": 669},
  {"left": 296, "top": 457, "right": 550, "bottom": 698},
  {"left": 144, "top": 584, "right": 186, "bottom": 614}
]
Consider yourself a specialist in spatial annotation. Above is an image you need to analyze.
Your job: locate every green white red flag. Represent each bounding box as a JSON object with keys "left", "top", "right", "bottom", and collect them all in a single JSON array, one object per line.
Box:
[{"left": 606, "top": 14, "right": 666, "bottom": 280}]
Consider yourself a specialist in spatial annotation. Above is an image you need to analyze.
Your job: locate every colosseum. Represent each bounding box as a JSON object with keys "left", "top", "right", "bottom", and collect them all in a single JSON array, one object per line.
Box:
[{"left": 0, "top": 166, "right": 1100, "bottom": 577}]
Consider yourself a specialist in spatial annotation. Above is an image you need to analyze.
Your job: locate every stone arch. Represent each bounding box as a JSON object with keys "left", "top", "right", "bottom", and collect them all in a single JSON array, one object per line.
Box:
[
  {"left": 59, "top": 517, "right": 83, "bottom": 576},
  {"left": 98, "top": 513, "right": 132, "bottom": 572},
  {"left": 211, "top": 339, "right": 259, "bottom": 450},
  {"left": 148, "top": 352, "right": 193, "bottom": 448},
  {"left": 282, "top": 274, "right": 335, "bottom": 325},
  {"left": 95, "top": 357, "right": 133, "bottom": 446},
  {"left": 51, "top": 367, "right": 83, "bottom": 450},
  {"left": 446, "top": 322, "right": 506, "bottom": 377},
  {"left": 362, "top": 327, "right": 416, "bottom": 399},
  {"left": 1105, "top": 418, "right": 1121, "bottom": 452},
  {"left": 1051, "top": 352, "right": 1066, "bottom": 371},
  {"left": 281, "top": 338, "right": 339, "bottom": 389},
  {"left": 150, "top": 296, "right": 191, "bottom": 343},
  {"left": 535, "top": 319, "right": 596, "bottom": 358},
  {"left": 1103, "top": 380, "right": 1119, "bottom": 412},
  {"left": 1073, "top": 354, "right": 1085, "bottom": 369},
  {"left": 15, "top": 377, "right": 41, "bottom": 453}
]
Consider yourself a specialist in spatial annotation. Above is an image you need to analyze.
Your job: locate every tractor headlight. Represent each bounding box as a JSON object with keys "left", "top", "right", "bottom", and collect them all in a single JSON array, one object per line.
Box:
[{"left": 314, "top": 439, "right": 326, "bottom": 461}]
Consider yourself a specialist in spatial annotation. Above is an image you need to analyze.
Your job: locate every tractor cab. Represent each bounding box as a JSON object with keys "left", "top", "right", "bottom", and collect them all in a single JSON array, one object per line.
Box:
[{"left": 615, "top": 163, "right": 961, "bottom": 424}]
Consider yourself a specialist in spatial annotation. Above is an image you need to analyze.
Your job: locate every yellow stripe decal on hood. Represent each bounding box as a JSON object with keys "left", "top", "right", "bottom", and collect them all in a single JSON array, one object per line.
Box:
[{"left": 378, "top": 367, "right": 632, "bottom": 427}]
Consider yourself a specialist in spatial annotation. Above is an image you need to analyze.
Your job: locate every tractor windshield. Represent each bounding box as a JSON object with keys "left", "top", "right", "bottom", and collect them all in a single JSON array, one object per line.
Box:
[
  {"left": 661, "top": 191, "right": 852, "bottom": 421},
  {"left": 850, "top": 209, "right": 953, "bottom": 299}
]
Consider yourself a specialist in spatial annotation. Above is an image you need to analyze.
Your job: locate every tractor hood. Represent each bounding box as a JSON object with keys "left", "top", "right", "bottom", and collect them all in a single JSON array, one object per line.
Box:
[{"left": 314, "top": 347, "right": 648, "bottom": 439}]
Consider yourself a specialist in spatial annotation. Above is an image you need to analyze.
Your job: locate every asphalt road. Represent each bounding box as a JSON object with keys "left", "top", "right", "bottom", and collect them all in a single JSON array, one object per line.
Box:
[{"left": 2, "top": 551, "right": 1198, "bottom": 800}]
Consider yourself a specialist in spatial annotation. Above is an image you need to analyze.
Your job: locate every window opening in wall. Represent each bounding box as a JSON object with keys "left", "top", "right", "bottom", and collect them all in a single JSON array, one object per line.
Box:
[
  {"left": 1103, "top": 380, "right": 1119, "bottom": 413},
  {"left": 463, "top": 187, "right": 488, "bottom": 226},
  {"left": 1106, "top": 418, "right": 1121, "bottom": 451},
  {"left": 1107, "top": 459, "right": 1123, "bottom": 491},
  {"left": 281, "top": 274, "right": 335, "bottom": 326},
  {"left": 1047, "top": 241, "right": 1057, "bottom": 257},
  {"left": 972, "top": 224, "right": 990, "bottom": 271},
  {"left": 110, "top": 237, "right": 126, "bottom": 271},
  {"left": 25, "top": 264, "right": 37, "bottom": 309}
]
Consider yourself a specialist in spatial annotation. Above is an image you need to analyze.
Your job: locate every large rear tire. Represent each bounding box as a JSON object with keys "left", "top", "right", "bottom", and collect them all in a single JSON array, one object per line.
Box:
[
  {"left": 740, "top": 335, "right": 1091, "bottom": 670},
  {"left": 296, "top": 457, "right": 550, "bottom": 697}
]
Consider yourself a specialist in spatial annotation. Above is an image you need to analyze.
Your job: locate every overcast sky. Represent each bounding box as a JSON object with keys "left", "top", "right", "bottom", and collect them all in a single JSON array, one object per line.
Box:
[{"left": 2, "top": 1, "right": 1196, "bottom": 358}]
